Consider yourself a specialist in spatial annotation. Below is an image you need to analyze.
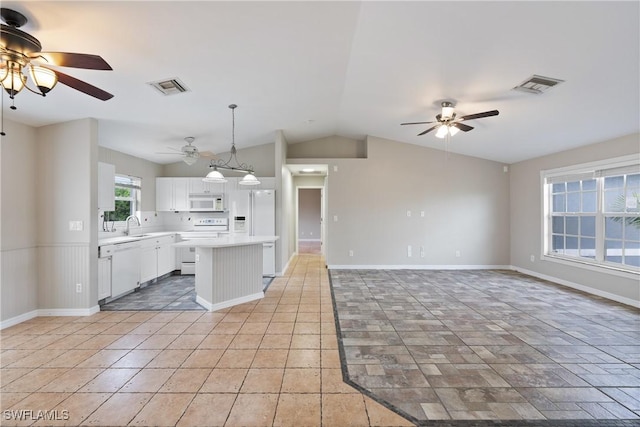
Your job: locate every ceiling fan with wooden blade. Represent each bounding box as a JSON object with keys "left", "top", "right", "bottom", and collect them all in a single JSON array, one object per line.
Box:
[
  {"left": 0, "top": 7, "right": 114, "bottom": 106},
  {"left": 401, "top": 101, "right": 499, "bottom": 138}
]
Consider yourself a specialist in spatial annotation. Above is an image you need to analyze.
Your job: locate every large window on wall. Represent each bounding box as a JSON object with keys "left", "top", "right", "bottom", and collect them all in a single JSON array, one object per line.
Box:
[
  {"left": 543, "top": 155, "right": 640, "bottom": 274},
  {"left": 106, "top": 174, "right": 141, "bottom": 221}
]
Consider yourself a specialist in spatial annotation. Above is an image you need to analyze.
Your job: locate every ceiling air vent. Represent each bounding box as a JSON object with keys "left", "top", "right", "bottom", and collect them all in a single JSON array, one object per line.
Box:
[
  {"left": 147, "top": 78, "right": 190, "bottom": 96},
  {"left": 513, "top": 75, "right": 564, "bottom": 95}
]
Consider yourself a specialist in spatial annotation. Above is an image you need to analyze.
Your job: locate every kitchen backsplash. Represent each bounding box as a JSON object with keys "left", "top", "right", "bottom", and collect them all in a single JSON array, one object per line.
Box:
[{"left": 98, "top": 210, "right": 229, "bottom": 239}]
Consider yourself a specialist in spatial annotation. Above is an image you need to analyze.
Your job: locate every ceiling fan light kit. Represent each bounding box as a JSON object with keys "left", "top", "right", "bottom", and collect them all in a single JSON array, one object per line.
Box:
[
  {"left": 401, "top": 101, "right": 499, "bottom": 140},
  {"left": 0, "top": 7, "right": 113, "bottom": 114},
  {"left": 203, "top": 104, "right": 260, "bottom": 186}
]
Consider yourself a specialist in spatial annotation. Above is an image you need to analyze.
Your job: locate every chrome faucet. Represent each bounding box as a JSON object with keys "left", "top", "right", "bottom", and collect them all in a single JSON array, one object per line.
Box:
[{"left": 124, "top": 215, "right": 141, "bottom": 235}]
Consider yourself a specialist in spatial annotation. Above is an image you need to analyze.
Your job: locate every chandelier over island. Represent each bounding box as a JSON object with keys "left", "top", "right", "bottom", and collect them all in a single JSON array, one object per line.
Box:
[{"left": 203, "top": 104, "right": 260, "bottom": 186}]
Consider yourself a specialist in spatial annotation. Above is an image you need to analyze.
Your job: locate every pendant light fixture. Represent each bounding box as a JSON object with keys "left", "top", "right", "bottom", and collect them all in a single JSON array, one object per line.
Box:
[{"left": 203, "top": 104, "right": 260, "bottom": 186}]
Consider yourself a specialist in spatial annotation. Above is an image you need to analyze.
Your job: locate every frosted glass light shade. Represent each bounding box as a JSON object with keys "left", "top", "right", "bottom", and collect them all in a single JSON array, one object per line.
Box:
[
  {"left": 448, "top": 126, "right": 460, "bottom": 137},
  {"left": 203, "top": 168, "right": 227, "bottom": 183},
  {"left": 1, "top": 64, "right": 26, "bottom": 97},
  {"left": 435, "top": 125, "right": 448, "bottom": 139},
  {"left": 183, "top": 154, "right": 198, "bottom": 165},
  {"left": 29, "top": 65, "right": 58, "bottom": 94},
  {"left": 239, "top": 173, "right": 260, "bottom": 186}
]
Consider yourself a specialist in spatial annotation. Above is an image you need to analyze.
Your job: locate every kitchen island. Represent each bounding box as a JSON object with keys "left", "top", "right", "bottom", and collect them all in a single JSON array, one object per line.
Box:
[{"left": 173, "top": 235, "right": 279, "bottom": 311}]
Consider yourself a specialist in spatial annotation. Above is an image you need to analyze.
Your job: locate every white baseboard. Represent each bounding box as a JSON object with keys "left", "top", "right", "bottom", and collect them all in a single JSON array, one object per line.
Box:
[
  {"left": 513, "top": 266, "right": 640, "bottom": 308},
  {"left": 37, "top": 305, "right": 101, "bottom": 317},
  {"left": 0, "top": 310, "right": 39, "bottom": 330},
  {"left": 197, "top": 292, "right": 264, "bottom": 312},
  {"left": 328, "top": 264, "right": 512, "bottom": 270},
  {"left": 1, "top": 305, "right": 101, "bottom": 330},
  {"left": 298, "top": 239, "right": 321, "bottom": 242},
  {"left": 279, "top": 254, "right": 295, "bottom": 276}
]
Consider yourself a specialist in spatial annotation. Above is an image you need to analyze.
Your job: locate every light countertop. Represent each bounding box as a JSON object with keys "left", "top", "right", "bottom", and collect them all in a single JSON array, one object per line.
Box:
[
  {"left": 173, "top": 235, "right": 279, "bottom": 249},
  {"left": 98, "top": 231, "right": 177, "bottom": 246}
]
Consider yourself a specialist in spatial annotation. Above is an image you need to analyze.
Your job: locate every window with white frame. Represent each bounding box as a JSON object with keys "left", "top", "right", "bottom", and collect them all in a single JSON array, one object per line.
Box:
[
  {"left": 543, "top": 155, "right": 640, "bottom": 273},
  {"left": 105, "top": 174, "right": 141, "bottom": 222}
]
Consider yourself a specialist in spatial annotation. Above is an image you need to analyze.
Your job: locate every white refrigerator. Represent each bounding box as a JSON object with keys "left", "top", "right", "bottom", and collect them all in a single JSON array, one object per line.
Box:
[{"left": 230, "top": 189, "right": 276, "bottom": 276}]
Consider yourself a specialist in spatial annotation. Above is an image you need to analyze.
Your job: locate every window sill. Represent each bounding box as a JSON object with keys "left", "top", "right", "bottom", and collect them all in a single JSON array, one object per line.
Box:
[{"left": 542, "top": 254, "right": 640, "bottom": 280}]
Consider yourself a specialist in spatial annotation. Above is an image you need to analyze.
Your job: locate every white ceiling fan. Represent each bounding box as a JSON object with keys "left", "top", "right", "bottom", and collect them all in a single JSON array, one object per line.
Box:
[{"left": 156, "top": 137, "right": 215, "bottom": 165}]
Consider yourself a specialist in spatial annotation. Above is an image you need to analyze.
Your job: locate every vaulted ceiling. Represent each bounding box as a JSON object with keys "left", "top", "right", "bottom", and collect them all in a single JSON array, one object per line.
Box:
[{"left": 2, "top": 1, "right": 638, "bottom": 164}]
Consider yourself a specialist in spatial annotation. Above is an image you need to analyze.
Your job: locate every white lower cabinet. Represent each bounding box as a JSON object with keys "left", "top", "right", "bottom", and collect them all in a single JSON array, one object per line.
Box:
[
  {"left": 157, "top": 237, "right": 175, "bottom": 276},
  {"left": 140, "top": 240, "right": 158, "bottom": 283},
  {"left": 98, "top": 257, "right": 112, "bottom": 300},
  {"left": 140, "top": 234, "right": 176, "bottom": 284}
]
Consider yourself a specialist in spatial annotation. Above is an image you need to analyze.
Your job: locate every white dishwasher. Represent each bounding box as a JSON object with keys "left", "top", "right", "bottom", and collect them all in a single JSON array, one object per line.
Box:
[{"left": 102, "top": 241, "right": 141, "bottom": 299}]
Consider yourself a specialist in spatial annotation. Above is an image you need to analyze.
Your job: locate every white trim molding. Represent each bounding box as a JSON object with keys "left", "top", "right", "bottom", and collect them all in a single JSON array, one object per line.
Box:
[
  {"left": 0, "top": 310, "right": 39, "bottom": 330},
  {"left": 1, "top": 305, "right": 101, "bottom": 330},
  {"left": 198, "top": 292, "right": 264, "bottom": 312},
  {"left": 513, "top": 266, "right": 640, "bottom": 308}
]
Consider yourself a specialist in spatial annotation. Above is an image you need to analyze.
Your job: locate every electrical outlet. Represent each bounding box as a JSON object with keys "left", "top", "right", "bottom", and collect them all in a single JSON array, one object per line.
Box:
[
  {"left": 195, "top": 254, "right": 200, "bottom": 262},
  {"left": 420, "top": 246, "right": 425, "bottom": 258},
  {"left": 420, "top": 211, "right": 425, "bottom": 217},
  {"left": 407, "top": 245, "right": 412, "bottom": 257},
  {"left": 349, "top": 250, "right": 354, "bottom": 257},
  {"left": 68, "top": 220, "right": 83, "bottom": 231},
  {"left": 333, "top": 215, "right": 338, "bottom": 222},
  {"left": 333, "top": 165, "right": 338, "bottom": 172},
  {"left": 455, "top": 250, "right": 461, "bottom": 258},
  {"left": 75, "top": 283, "right": 82, "bottom": 293},
  {"left": 406, "top": 210, "right": 411, "bottom": 217},
  {"left": 530, "top": 255, "right": 535, "bottom": 262}
]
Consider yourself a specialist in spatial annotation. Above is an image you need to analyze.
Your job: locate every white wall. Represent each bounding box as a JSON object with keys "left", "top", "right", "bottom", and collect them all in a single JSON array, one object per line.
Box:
[
  {"left": 37, "top": 119, "right": 99, "bottom": 312},
  {"left": 275, "top": 131, "right": 294, "bottom": 274},
  {"left": 1, "top": 120, "right": 39, "bottom": 323},
  {"left": 322, "top": 136, "right": 511, "bottom": 267},
  {"left": 1, "top": 118, "right": 99, "bottom": 326},
  {"left": 510, "top": 132, "right": 640, "bottom": 305},
  {"left": 99, "top": 147, "right": 163, "bottom": 212}
]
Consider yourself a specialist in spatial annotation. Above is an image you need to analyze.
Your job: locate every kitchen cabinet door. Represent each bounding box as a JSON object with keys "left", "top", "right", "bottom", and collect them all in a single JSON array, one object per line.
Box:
[
  {"left": 156, "top": 178, "right": 174, "bottom": 211},
  {"left": 98, "top": 257, "right": 112, "bottom": 300},
  {"left": 140, "top": 243, "right": 158, "bottom": 284},
  {"left": 189, "top": 178, "right": 207, "bottom": 194},
  {"left": 98, "top": 162, "right": 115, "bottom": 211},
  {"left": 157, "top": 178, "right": 189, "bottom": 211},
  {"left": 157, "top": 235, "right": 176, "bottom": 277},
  {"left": 173, "top": 178, "right": 189, "bottom": 211}
]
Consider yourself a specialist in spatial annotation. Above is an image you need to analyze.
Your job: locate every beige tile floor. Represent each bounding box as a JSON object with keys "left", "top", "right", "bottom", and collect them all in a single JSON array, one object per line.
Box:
[{"left": 0, "top": 254, "right": 413, "bottom": 426}]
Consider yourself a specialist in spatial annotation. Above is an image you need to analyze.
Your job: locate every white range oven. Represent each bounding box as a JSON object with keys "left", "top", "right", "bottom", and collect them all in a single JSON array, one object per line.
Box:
[{"left": 179, "top": 217, "right": 228, "bottom": 274}]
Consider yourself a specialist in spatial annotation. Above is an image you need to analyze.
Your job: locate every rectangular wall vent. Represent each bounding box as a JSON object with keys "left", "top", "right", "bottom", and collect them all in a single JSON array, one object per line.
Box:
[
  {"left": 513, "top": 75, "right": 564, "bottom": 95},
  {"left": 147, "top": 78, "right": 190, "bottom": 96}
]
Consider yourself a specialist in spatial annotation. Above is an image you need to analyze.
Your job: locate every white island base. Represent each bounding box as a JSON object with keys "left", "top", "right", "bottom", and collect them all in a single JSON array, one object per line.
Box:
[{"left": 174, "top": 236, "right": 279, "bottom": 311}]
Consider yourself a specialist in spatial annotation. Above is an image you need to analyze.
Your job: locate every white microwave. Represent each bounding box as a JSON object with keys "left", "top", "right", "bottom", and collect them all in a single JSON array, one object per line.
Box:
[{"left": 189, "top": 193, "right": 224, "bottom": 212}]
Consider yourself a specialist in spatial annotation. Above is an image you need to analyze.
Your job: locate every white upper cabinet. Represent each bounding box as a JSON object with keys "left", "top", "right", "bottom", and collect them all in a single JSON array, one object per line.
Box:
[
  {"left": 189, "top": 178, "right": 225, "bottom": 195},
  {"left": 98, "top": 162, "right": 115, "bottom": 211},
  {"left": 156, "top": 177, "right": 189, "bottom": 211}
]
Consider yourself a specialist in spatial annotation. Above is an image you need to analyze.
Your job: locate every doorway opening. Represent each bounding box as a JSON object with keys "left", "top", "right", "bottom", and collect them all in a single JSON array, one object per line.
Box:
[{"left": 297, "top": 187, "right": 323, "bottom": 255}]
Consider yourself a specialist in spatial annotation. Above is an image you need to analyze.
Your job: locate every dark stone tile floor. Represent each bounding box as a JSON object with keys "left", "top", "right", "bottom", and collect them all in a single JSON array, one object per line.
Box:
[
  {"left": 101, "top": 274, "right": 273, "bottom": 311},
  {"left": 329, "top": 269, "right": 640, "bottom": 426}
]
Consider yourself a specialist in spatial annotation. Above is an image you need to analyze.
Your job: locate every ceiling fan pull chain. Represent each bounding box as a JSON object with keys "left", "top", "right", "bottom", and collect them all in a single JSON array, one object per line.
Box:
[{"left": 1, "top": 91, "right": 5, "bottom": 136}]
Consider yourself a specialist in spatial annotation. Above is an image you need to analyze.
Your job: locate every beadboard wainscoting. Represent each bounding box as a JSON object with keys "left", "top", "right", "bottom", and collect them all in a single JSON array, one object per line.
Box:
[
  {"left": 196, "top": 243, "right": 264, "bottom": 311},
  {"left": 1, "top": 246, "right": 38, "bottom": 325},
  {"left": 37, "top": 243, "right": 95, "bottom": 312}
]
